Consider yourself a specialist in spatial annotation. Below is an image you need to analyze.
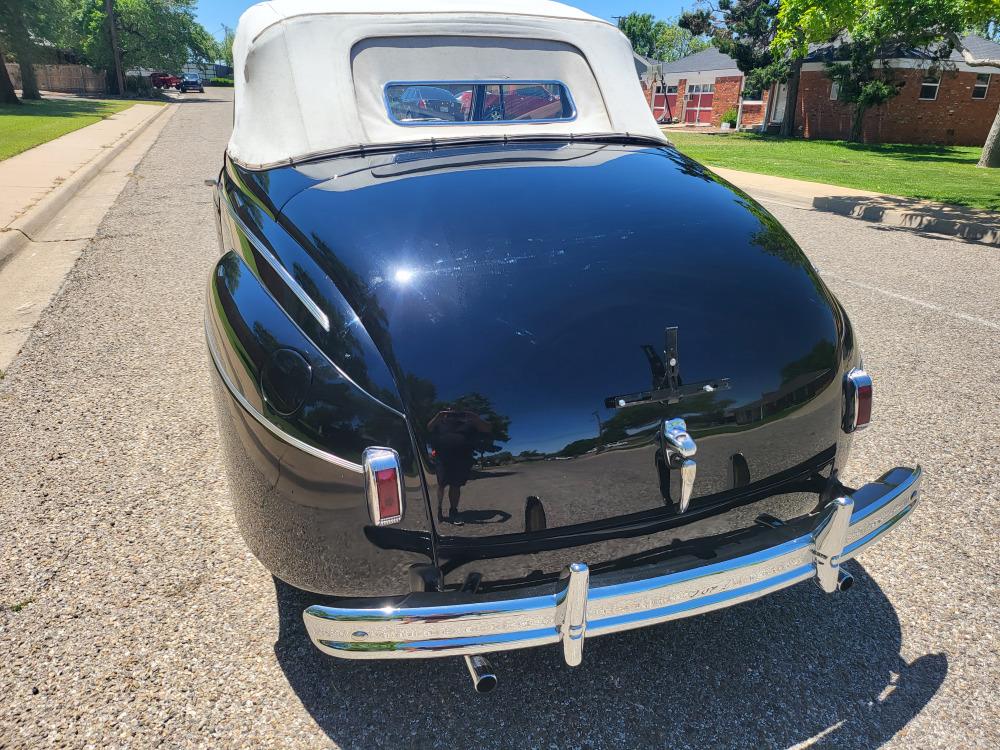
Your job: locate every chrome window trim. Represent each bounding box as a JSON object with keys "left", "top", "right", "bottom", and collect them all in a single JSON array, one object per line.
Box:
[
  {"left": 383, "top": 80, "right": 578, "bottom": 127},
  {"left": 205, "top": 316, "right": 363, "bottom": 474},
  {"left": 221, "top": 197, "right": 331, "bottom": 333}
]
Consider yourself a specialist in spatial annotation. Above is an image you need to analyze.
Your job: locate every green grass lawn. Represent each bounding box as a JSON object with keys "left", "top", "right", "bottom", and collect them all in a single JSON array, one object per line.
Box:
[
  {"left": 0, "top": 98, "right": 139, "bottom": 161},
  {"left": 667, "top": 131, "right": 1000, "bottom": 212}
]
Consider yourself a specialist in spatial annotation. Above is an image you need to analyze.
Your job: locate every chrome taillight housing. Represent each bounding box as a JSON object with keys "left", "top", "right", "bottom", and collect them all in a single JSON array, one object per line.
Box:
[
  {"left": 844, "top": 368, "right": 873, "bottom": 433},
  {"left": 363, "top": 447, "right": 405, "bottom": 526}
]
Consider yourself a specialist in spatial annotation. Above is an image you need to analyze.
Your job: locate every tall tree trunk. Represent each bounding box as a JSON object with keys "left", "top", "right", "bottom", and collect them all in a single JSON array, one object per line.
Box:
[
  {"left": 10, "top": 12, "right": 39, "bottom": 99},
  {"left": 778, "top": 58, "right": 802, "bottom": 137},
  {"left": 850, "top": 103, "right": 867, "bottom": 143},
  {"left": 0, "top": 51, "right": 20, "bottom": 105},
  {"left": 17, "top": 60, "right": 40, "bottom": 99},
  {"left": 978, "top": 102, "right": 1000, "bottom": 168},
  {"left": 105, "top": 0, "right": 125, "bottom": 96},
  {"left": 949, "top": 32, "right": 1000, "bottom": 168}
]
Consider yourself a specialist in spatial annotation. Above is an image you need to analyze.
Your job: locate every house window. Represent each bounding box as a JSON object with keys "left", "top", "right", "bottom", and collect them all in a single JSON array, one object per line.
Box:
[
  {"left": 919, "top": 76, "right": 940, "bottom": 100},
  {"left": 830, "top": 81, "right": 840, "bottom": 100},
  {"left": 973, "top": 73, "right": 990, "bottom": 100},
  {"left": 666, "top": 85, "right": 677, "bottom": 95}
]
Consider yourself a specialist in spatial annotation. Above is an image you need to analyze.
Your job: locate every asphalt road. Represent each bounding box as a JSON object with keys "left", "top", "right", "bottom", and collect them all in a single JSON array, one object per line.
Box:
[{"left": 1, "top": 89, "right": 997, "bottom": 749}]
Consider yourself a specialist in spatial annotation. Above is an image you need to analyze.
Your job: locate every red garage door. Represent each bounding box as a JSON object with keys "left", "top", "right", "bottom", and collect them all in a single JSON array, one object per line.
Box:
[
  {"left": 683, "top": 83, "right": 714, "bottom": 124},
  {"left": 651, "top": 85, "right": 677, "bottom": 122}
]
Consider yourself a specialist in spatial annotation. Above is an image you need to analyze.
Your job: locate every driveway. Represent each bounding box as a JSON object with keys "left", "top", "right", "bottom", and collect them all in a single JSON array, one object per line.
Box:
[{"left": 0, "top": 88, "right": 997, "bottom": 749}]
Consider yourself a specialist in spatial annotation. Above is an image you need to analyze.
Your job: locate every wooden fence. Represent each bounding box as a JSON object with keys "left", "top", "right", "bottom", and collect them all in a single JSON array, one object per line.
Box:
[{"left": 5, "top": 63, "right": 106, "bottom": 95}]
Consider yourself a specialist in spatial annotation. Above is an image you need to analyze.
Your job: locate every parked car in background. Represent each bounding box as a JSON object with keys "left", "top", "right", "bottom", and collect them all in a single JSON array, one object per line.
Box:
[
  {"left": 179, "top": 73, "right": 204, "bottom": 93},
  {"left": 150, "top": 72, "right": 181, "bottom": 89},
  {"left": 456, "top": 83, "right": 567, "bottom": 120},
  {"left": 391, "top": 85, "right": 465, "bottom": 122},
  {"left": 208, "top": 0, "right": 921, "bottom": 694}
]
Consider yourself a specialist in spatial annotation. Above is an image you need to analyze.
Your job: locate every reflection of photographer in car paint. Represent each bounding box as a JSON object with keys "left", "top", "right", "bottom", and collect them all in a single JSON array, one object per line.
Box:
[{"left": 427, "top": 409, "right": 492, "bottom": 525}]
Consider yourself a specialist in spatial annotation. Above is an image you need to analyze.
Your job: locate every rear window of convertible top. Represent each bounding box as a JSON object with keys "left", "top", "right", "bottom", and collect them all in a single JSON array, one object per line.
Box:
[{"left": 384, "top": 81, "right": 576, "bottom": 125}]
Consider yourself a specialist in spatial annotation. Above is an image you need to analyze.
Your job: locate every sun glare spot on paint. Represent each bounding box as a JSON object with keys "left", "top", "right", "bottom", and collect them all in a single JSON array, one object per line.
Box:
[{"left": 393, "top": 268, "right": 416, "bottom": 284}]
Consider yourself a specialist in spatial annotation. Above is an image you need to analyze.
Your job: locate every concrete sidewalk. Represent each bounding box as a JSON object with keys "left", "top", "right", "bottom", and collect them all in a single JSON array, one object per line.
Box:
[
  {"left": 711, "top": 166, "right": 1000, "bottom": 247},
  {"left": 0, "top": 100, "right": 175, "bottom": 367},
  {"left": 0, "top": 101, "right": 168, "bottom": 265}
]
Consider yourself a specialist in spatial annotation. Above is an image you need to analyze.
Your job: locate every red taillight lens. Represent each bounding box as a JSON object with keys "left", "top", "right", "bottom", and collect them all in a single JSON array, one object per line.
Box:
[
  {"left": 844, "top": 368, "right": 873, "bottom": 433},
  {"left": 363, "top": 448, "right": 404, "bottom": 526},
  {"left": 855, "top": 382, "right": 872, "bottom": 428},
  {"left": 375, "top": 467, "right": 401, "bottom": 520}
]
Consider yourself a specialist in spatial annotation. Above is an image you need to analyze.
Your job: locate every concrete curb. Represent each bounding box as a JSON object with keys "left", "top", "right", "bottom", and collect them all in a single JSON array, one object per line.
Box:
[
  {"left": 0, "top": 102, "right": 175, "bottom": 269},
  {"left": 709, "top": 166, "right": 1000, "bottom": 248},
  {"left": 810, "top": 196, "right": 1000, "bottom": 246}
]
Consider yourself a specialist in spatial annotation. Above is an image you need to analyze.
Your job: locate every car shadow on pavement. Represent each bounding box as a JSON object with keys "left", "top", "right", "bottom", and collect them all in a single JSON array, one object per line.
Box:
[{"left": 272, "top": 561, "right": 946, "bottom": 749}]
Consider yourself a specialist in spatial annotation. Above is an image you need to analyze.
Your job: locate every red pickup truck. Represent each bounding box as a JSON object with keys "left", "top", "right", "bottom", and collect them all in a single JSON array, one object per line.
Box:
[
  {"left": 150, "top": 73, "right": 181, "bottom": 89},
  {"left": 456, "top": 84, "right": 563, "bottom": 121}
]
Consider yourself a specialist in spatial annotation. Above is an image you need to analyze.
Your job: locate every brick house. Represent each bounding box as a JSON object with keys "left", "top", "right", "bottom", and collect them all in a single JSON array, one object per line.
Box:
[
  {"left": 639, "top": 47, "right": 769, "bottom": 128},
  {"left": 641, "top": 35, "right": 1000, "bottom": 145},
  {"left": 784, "top": 35, "right": 1000, "bottom": 145}
]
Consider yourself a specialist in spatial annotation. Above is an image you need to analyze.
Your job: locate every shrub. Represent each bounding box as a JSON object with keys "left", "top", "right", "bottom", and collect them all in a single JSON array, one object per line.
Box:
[
  {"left": 721, "top": 107, "right": 738, "bottom": 127},
  {"left": 209, "top": 77, "right": 234, "bottom": 87},
  {"left": 124, "top": 75, "right": 154, "bottom": 97}
]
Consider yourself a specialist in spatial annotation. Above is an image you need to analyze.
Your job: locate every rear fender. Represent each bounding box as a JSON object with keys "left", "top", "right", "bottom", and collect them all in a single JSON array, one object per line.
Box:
[{"left": 206, "top": 250, "right": 434, "bottom": 595}]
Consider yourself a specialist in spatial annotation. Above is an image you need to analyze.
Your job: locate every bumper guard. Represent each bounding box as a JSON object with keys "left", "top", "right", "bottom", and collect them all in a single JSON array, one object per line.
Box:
[{"left": 303, "top": 466, "right": 921, "bottom": 666}]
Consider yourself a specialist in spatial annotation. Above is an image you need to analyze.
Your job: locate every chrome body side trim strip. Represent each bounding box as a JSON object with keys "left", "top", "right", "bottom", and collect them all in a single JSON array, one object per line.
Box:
[
  {"left": 219, "top": 200, "right": 406, "bottom": 420},
  {"left": 303, "top": 466, "right": 921, "bottom": 662},
  {"left": 205, "top": 316, "right": 363, "bottom": 474},
  {"left": 222, "top": 197, "right": 331, "bottom": 333}
]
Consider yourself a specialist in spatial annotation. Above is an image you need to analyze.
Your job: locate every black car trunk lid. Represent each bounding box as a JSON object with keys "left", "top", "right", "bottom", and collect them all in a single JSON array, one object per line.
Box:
[{"left": 276, "top": 142, "right": 847, "bottom": 555}]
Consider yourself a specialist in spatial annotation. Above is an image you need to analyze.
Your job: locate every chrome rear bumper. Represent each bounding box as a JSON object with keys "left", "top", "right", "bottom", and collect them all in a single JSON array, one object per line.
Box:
[{"left": 303, "top": 466, "right": 921, "bottom": 666}]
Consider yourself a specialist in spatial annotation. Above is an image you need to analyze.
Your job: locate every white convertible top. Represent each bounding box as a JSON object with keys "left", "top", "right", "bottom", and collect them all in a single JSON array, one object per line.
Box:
[{"left": 230, "top": 0, "right": 666, "bottom": 169}]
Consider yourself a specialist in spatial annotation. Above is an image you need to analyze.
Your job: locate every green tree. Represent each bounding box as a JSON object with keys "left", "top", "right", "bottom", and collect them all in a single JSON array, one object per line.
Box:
[
  {"left": 74, "top": 0, "right": 219, "bottom": 92},
  {"left": 220, "top": 22, "right": 234, "bottom": 68},
  {"left": 0, "top": 44, "right": 18, "bottom": 103},
  {"left": 656, "top": 18, "right": 712, "bottom": 61},
  {"left": 618, "top": 12, "right": 662, "bottom": 58},
  {"left": 618, "top": 12, "right": 710, "bottom": 61},
  {"left": 774, "top": 0, "right": 1000, "bottom": 165},
  {"left": 680, "top": 1, "right": 801, "bottom": 135},
  {"left": 976, "top": 19, "right": 999, "bottom": 40},
  {"left": 827, "top": 54, "right": 903, "bottom": 143},
  {"left": 0, "top": 0, "right": 72, "bottom": 100}
]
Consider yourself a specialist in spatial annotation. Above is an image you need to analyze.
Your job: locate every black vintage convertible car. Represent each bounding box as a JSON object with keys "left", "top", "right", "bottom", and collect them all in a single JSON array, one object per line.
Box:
[{"left": 208, "top": 0, "right": 920, "bottom": 692}]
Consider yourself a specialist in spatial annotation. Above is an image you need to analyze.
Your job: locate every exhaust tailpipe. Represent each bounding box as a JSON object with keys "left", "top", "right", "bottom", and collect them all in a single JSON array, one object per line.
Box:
[
  {"left": 837, "top": 569, "right": 855, "bottom": 592},
  {"left": 464, "top": 654, "right": 497, "bottom": 694}
]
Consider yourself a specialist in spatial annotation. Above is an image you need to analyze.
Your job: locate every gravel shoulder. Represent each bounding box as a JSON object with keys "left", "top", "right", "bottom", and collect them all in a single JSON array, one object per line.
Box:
[{"left": 1, "top": 90, "right": 997, "bottom": 749}]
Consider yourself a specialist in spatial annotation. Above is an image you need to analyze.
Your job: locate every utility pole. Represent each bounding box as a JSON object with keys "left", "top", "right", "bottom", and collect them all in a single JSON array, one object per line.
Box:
[{"left": 104, "top": 0, "right": 125, "bottom": 96}]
